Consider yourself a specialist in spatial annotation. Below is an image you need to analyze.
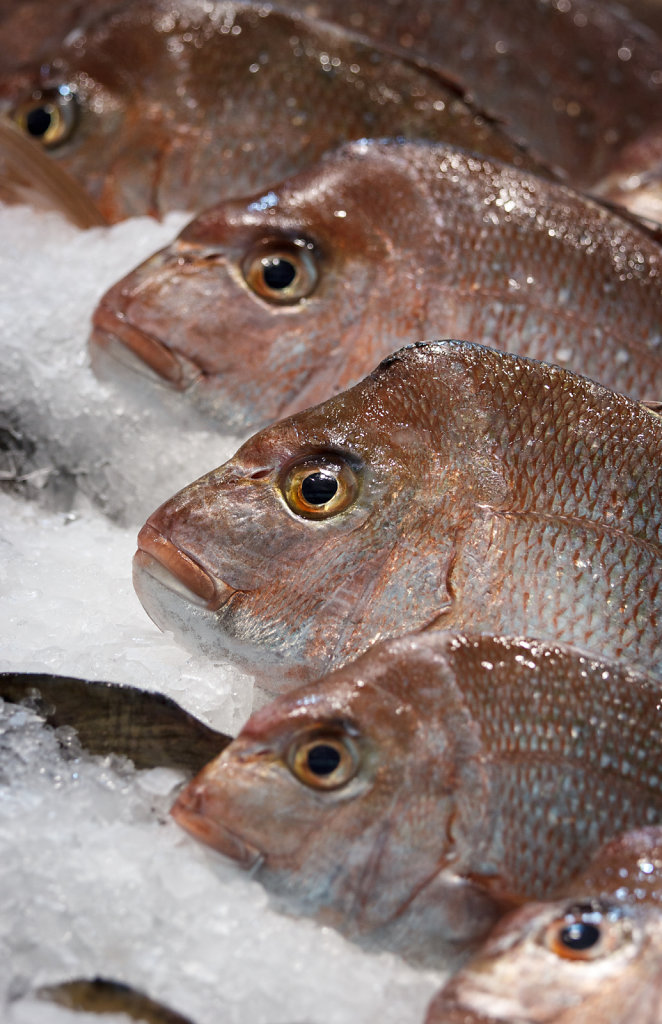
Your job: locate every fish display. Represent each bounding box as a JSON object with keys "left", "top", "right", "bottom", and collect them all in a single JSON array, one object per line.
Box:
[
  {"left": 0, "top": 0, "right": 538, "bottom": 223},
  {"left": 172, "top": 632, "right": 662, "bottom": 968},
  {"left": 282, "top": 0, "right": 662, "bottom": 217},
  {"left": 425, "top": 827, "right": 662, "bottom": 1023},
  {"left": 0, "top": 672, "right": 230, "bottom": 773},
  {"left": 133, "top": 340, "right": 662, "bottom": 691},
  {"left": 91, "top": 139, "right": 662, "bottom": 432}
]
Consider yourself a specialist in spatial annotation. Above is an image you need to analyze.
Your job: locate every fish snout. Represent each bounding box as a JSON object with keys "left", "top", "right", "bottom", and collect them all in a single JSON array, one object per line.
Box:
[
  {"left": 171, "top": 773, "right": 262, "bottom": 870},
  {"left": 134, "top": 522, "right": 233, "bottom": 611},
  {"left": 89, "top": 303, "right": 200, "bottom": 389}
]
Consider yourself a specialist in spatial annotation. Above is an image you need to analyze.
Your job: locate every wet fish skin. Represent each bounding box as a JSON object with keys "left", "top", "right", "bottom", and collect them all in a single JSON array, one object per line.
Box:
[
  {"left": 283, "top": 0, "right": 662, "bottom": 201},
  {"left": 0, "top": 0, "right": 536, "bottom": 223},
  {"left": 172, "top": 633, "right": 662, "bottom": 968},
  {"left": 91, "top": 140, "right": 662, "bottom": 431},
  {"left": 426, "top": 827, "right": 662, "bottom": 1023},
  {"left": 133, "top": 340, "right": 662, "bottom": 691}
]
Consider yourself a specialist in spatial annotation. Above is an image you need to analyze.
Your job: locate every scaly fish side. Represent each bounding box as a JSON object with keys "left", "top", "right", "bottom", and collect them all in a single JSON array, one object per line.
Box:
[
  {"left": 91, "top": 140, "right": 662, "bottom": 432},
  {"left": 426, "top": 827, "right": 662, "bottom": 1022},
  {"left": 172, "top": 633, "right": 662, "bottom": 968},
  {"left": 133, "top": 340, "right": 662, "bottom": 690},
  {"left": 0, "top": 0, "right": 538, "bottom": 222}
]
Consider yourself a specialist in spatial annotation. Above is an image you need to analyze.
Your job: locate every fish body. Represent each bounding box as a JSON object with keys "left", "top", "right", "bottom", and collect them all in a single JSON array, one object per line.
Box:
[
  {"left": 172, "top": 633, "right": 662, "bottom": 968},
  {"left": 426, "top": 827, "right": 662, "bottom": 1022},
  {"left": 0, "top": 0, "right": 535, "bottom": 222},
  {"left": 283, "top": 0, "right": 662, "bottom": 207},
  {"left": 133, "top": 340, "right": 662, "bottom": 690},
  {"left": 92, "top": 140, "right": 662, "bottom": 432}
]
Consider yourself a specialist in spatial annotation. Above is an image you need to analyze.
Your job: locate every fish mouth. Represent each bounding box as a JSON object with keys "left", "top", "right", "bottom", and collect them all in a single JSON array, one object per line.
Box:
[
  {"left": 135, "top": 523, "right": 236, "bottom": 612},
  {"left": 171, "top": 780, "right": 262, "bottom": 870},
  {"left": 90, "top": 304, "right": 201, "bottom": 390}
]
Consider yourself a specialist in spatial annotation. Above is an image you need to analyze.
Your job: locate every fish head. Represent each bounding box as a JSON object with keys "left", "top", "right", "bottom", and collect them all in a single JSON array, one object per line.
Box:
[
  {"left": 89, "top": 141, "right": 431, "bottom": 431},
  {"left": 440, "top": 895, "right": 662, "bottom": 1023},
  {"left": 172, "top": 633, "right": 499, "bottom": 955},
  {"left": 133, "top": 341, "right": 508, "bottom": 688}
]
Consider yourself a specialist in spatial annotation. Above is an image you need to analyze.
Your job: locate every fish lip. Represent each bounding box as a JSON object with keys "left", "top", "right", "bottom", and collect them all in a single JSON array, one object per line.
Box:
[
  {"left": 171, "top": 785, "right": 263, "bottom": 870},
  {"left": 135, "top": 524, "right": 236, "bottom": 611},
  {"left": 90, "top": 304, "right": 200, "bottom": 389}
]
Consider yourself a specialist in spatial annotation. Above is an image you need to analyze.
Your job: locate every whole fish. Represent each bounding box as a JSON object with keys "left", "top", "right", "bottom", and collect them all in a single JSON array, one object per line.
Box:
[
  {"left": 133, "top": 340, "right": 662, "bottom": 691},
  {"left": 172, "top": 633, "right": 662, "bottom": 968},
  {"left": 282, "top": 0, "right": 662, "bottom": 215},
  {"left": 426, "top": 827, "right": 662, "bottom": 1022},
  {"left": 91, "top": 140, "right": 662, "bottom": 433},
  {"left": 0, "top": 0, "right": 536, "bottom": 223}
]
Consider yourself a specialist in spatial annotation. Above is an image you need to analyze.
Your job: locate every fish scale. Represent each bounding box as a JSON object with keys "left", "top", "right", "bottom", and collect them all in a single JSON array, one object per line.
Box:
[
  {"left": 172, "top": 633, "right": 662, "bottom": 969},
  {"left": 133, "top": 340, "right": 662, "bottom": 689},
  {"left": 93, "top": 140, "right": 662, "bottom": 435}
]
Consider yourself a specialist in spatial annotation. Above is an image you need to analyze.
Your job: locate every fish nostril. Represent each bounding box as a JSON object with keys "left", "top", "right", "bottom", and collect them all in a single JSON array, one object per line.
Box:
[
  {"left": 90, "top": 304, "right": 186, "bottom": 386},
  {"left": 136, "top": 523, "right": 217, "bottom": 604}
]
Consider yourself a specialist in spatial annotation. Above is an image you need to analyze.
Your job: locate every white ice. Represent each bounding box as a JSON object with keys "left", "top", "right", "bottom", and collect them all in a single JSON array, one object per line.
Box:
[{"left": 0, "top": 204, "right": 443, "bottom": 1022}]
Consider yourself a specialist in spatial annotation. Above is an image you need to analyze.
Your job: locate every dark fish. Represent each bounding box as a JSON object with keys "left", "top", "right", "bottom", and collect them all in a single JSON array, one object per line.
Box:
[
  {"left": 0, "top": 672, "right": 230, "bottom": 773},
  {"left": 0, "top": 0, "right": 537, "bottom": 222},
  {"left": 172, "top": 633, "right": 662, "bottom": 968},
  {"left": 36, "top": 977, "right": 196, "bottom": 1024},
  {"left": 133, "top": 340, "right": 662, "bottom": 691},
  {"left": 283, "top": 0, "right": 662, "bottom": 212},
  {"left": 426, "top": 827, "right": 662, "bottom": 1023},
  {"left": 91, "top": 140, "right": 662, "bottom": 432}
]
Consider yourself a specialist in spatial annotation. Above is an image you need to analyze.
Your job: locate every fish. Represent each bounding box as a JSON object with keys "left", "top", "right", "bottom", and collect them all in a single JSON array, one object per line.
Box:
[
  {"left": 282, "top": 0, "right": 662, "bottom": 220},
  {"left": 133, "top": 339, "right": 662, "bottom": 691},
  {"left": 0, "top": 117, "right": 106, "bottom": 227},
  {"left": 91, "top": 139, "right": 662, "bottom": 433},
  {"left": 0, "top": 0, "right": 538, "bottom": 223},
  {"left": 425, "top": 827, "right": 662, "bottom": 1022},
  {"left": 35, "top": 977, "right": 196, "bottom": 1024},
  {"left": 0, "top": 672, "right": 230, "bottom": 774},
  {"left": 171, "top": 632, "right": 662, "bottom": 968}
]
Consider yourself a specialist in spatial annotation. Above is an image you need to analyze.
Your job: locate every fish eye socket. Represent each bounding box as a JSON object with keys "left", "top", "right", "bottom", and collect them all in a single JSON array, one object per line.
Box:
[
  {"left": 242, "top": 240, "right": 318, "bottom": 305},
  {"left": 288, "top": 732, "right": 359, "bottom": 790},
  {"left": 15, "top": 89, "right": 78, "bottom": 148},
  {"left": 280, "top": 456, "right": 359, "bottom": 520},
  {"left": 543, "top": 902, "right": 627, "bottom": 961}
]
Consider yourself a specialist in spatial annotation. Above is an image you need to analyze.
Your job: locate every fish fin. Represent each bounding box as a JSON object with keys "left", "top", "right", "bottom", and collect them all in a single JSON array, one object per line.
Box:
[{"left": 641, "top": 400, "right": 662, "bottom": 417}]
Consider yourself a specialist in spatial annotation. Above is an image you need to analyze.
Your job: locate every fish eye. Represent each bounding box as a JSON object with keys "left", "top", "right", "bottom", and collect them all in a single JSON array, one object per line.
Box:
[
  {"left": 15, "top": 88, "right": 78, "bottom": 148},
  {"left": 280, "top": 455, "right": 360, "bottom": 520},
  {"left": 543, "top": 901, "right": 629, "bottom": 961},
  {"left": 288, "top": 731, "right": 359, "bottom": 790},
  {"left": 242, "top": 239, "right": 318, "bottom": 305}
]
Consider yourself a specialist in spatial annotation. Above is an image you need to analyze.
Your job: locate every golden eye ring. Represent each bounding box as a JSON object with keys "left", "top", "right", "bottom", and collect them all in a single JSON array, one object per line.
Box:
[
  {"left": 15, "top": 88, "right": 78, "bottom": 148},
  {"left": 280, "top": 455, "right": 360, "bottom": 520},
  {"left": 542, "top": 902, "right": 628, "bottom": 961},
  {"left": 288, "top": 732, "right": 359, "bottom": 790},
  {"left": 242, "top": 238, "right": 318, "bottom": 304}
]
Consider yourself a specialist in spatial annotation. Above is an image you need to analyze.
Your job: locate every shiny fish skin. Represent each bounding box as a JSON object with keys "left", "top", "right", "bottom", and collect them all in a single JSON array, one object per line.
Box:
[
  {"left": 0, "top": 0, "right": 536, "bottom": 222},
  {"left": 426, "top": 827, "right": 662, "bottom": 1023},
  {"left": 283, "top": 0, "right": 662, "bottom": 201},
  {"left": 172, "top": 633, "right": 662, "bottom": 968},
  {"left": 91, "top": 140, "right": 662, "bottom": 432},
  {"left": 133, "top": 340, "right": 662, "bottom": 691}
]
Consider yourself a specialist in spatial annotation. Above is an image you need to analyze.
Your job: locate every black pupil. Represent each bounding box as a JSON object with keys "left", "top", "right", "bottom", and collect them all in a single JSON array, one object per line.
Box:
[
  {"left": 301, "top": 471, "right": 338, "bottom": 505},
  {"left": 262, "top": 257, "right": 296, "bottom": 290},
  {"left": 307, "top": 744, "right": 341, "bottom": 776},
  {"left": 560, "top": 921, "right": 601, "bottom": 951},
  {"left": 26, "top": 106, "right": 53, "bottom": 137}
]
